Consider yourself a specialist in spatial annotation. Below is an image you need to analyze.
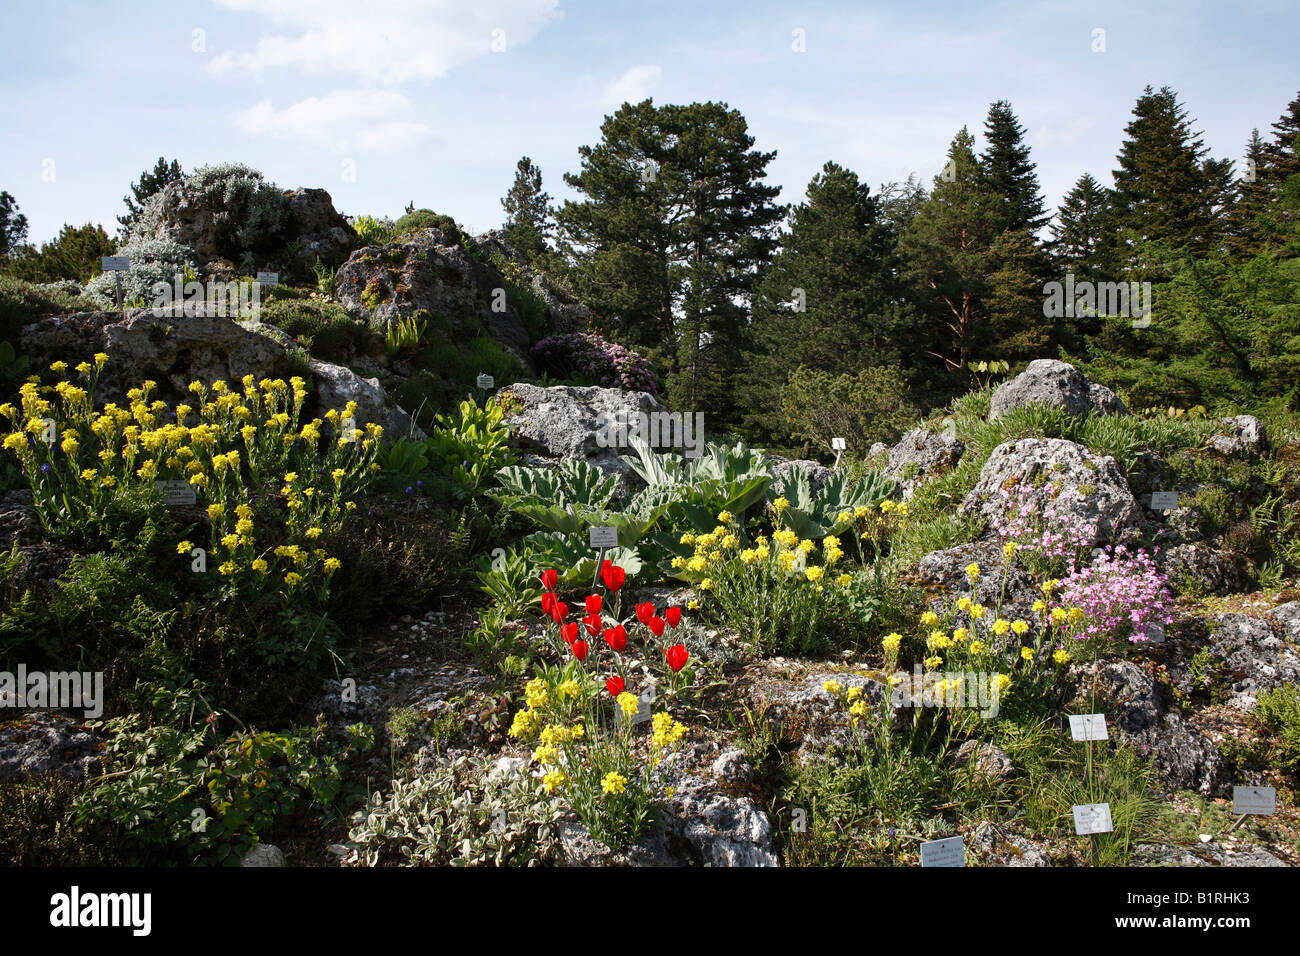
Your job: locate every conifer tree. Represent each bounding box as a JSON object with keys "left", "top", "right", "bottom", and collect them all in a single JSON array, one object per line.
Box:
[{"left": 501, "top": 156, "right": 553, "bottom": 268}]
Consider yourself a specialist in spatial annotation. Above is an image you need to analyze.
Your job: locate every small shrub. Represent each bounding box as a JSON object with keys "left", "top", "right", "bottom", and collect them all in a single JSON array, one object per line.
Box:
[{"left": 530, "top": 331, "right": 658, "bottom": 395}]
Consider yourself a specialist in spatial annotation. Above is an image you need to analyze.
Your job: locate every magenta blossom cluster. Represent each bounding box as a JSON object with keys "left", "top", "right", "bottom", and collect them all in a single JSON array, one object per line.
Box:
[
  {"left": 531, "top": 331, "right": 660, "bottom": 396},
  {"left": 1058, "top": 545, "right": 1174, "bottom": 643},
  {"left": 992, "top": 480, "right": 1097, "bottom": 571}
]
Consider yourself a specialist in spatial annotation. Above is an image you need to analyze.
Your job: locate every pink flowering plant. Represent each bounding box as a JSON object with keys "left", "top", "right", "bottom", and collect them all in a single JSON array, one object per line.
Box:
[
  {"left": 992, "top": 480, "right": 1097, "bottom": 578},
  {"left": 1056, "top": 544, "right": 1175, "bottom": 652},
  {"left": 530, "top": 331, "right": 659, "bottom": 395}
]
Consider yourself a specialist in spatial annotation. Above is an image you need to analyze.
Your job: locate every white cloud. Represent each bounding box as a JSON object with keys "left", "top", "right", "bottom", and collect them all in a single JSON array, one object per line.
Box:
[
  {"left": 209, "top": 0, "right": 560, "bottom": 84},
  {"left": 237, "top": 89, "right": 429, "bottom": 152},
  {"left": 604, "top": 65, "right": 662, "bottom": 105}
]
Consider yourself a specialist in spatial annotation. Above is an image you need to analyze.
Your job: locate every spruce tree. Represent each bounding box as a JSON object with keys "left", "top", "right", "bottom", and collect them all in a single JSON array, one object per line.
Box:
[
  {"left": 1049, "top": 173, "right": 1115, "bottom": 279},
  {"left": 1263, "top": 91, "right": 1300, "bottom": 185},
  {"left": 1226, "top": 130, "right": 1271, "bottom": 257},
  {"left": 500, "top": 156, "right": 553, "bottom": 268},
  {"left": 741, "top": 162, "right": 914, "bottom": 444},
  {"left": 1111, "top": 87, "right": 1230, "bottom": 254},
  {"left": 979, "top": 100, "right": 1049, "bottom": 233}
]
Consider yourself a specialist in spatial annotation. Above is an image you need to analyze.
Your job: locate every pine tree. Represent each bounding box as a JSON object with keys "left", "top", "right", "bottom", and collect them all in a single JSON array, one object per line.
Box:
[
  {"left": 741, "top": 161, "right": 915, "bottom": 444},
  {"left": 6, "top": 223, "right": 116, "bottom": 283},
  {"left": 1111, "top": 87, "right": 1230, "bottom": 254},
  {"left": 558, "top": 100, "right": 784, "bottom": 425},
  {"left": 0, "top": 191, "right": 28, "bottom": 259},
  {"left": 1050, "top": 173, "right": 1115, "bottom": 279},
  {"left": 979, "top": 100, "right": 1049, "bottom": 233},
  {"left": 1262, "top": 91, "right": 1300, "bottom": 185},
  {"left": 500, "top": 156, "right": 553, "bottom": 268},
  {"left": 118, "top": 157, "right": 183, "bottom": 237}
]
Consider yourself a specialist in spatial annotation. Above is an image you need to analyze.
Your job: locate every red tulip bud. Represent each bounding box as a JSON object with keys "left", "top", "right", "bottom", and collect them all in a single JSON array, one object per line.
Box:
[
  {"left": 665, "top": 643, "right": 689, "bottom": 672},
  {"left": 560, "top": 621, "right": 579, "bottom": 645},
  {"left": 648, "top": 616, "right": 666, "bottom": 638},
  {"left": 541, "top": 569, "right": 558, "bottom": 591},
  {"left": 550, "top": 601, "right": 569, "bottom": 624},
  {"left": 572, "top": 639, "right": 589, "bottom": 662},
  {"left": 606, "top": 675, "right": 625, "bottom": 697},
  {"left": 585, "top": 594, "right": 602, "bottom": 615},
  {"left": 604, "top": 625, "right": 627, "bottom": 652},
  {"left": 635, "top": 601, "right": 655, "bottom": 625},
  {"left": 583, "top": 613, "right": 602, "bottom": 636},
  {"left": 600, "top": 561, "right": 626, "bottom": 591},
  {"left": 541, "top": 592, "right": 557, "bottom": 615},
  {"left": 664, "top": 606, "right": 682, "bottom": 629}
]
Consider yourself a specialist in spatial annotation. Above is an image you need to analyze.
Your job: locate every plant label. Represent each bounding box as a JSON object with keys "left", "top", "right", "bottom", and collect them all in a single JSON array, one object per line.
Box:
[
  {"left": 1073, "top": 803, "right": 1113, "bottom": 835},
  {"left": 256, "top": 271, "right": 279, "bottom": 286},
  {"left": 101, "top": 256, "right": 129, "bottom": 271},
  {"left": 919, "top": 835, "right": 964, "bottom": 867},
  {"left": 1069, "top": 713, "right": 1108, "bottom": 741},
  {"left": 153, "top": 480, "right": 197, "bottom": 506},
  {"left": 589, "top": 526, "right": 618, "bottom": 549},
  {"left": 616, "top": 683, "right": 656, "bottom": 727},
  {"left": 476, "top": 374, "right": 495, "bottom": 390},
  {"left": 1149, "top": 491, "right": 1178, "bottom": 511},
  {"left": 831, "top": 437, "right": 846, "bottom": 451},
  {"left": 1233, "top": 786, "right": 1276, "bottom": 815}
]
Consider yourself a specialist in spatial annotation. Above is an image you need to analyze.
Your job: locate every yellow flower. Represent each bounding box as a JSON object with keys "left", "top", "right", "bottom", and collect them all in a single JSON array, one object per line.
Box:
[
  {"left": 218, "top": 561, "right": 236, "bottom": 575},
  {"left": 324, "top": 557, "right": 341, "bottom": 574},
  {"left": 1032, "top": 600, "right": 1046, "bottom": 613},
  {"left": 965, "top": 562, "right": 980, "bottom": 582},
  {"left": 177, "top": 540, "right": 193, "bottom": 555},
  {"left": 557, "top": 679, "right": 580, "bottom": 700},
  {"left": 532, "top": 743, "right": 558, "bottom": 766},
  {"left": 957, "top": 597, "right": 972, "bottom": 612},
  {"left": 849, "top": 699, "right": 868, "bottom": 717},
  {"left": 717, "top": 510, "right": 733, "bottom": 524},
  {"left": 284, "top": 571, "right": 302, "bottom": 586},
  {"left": 687, "top": 599, "right": 701, "bottom": 611},
  {"left": 805, "top": 566, "right": 825, "bottom": 583},
  {"left": 772, "top": 497, "right": 789, "bottom": 513},
  {"left": 994, "top": 674, "right": 1012, "bottom": 693},
  {"left": 252, "top": 558, "right": 268, "bottom": 574},
  {"left": 49, "top": 361, "right": 68, "bottom": 374},
  {"left": 1068, "top": 607, "right": 1085, "bottom": 624},
  {"left": 601, "top": 772, "right": 628, "bottom": 795},
  {"left": 1053, "top": 649, "right": 1071, "bottom": 664},
  {"left": 93, "top": 352, "right": 109, "bottom": 367},
  {"left": 835, "top": 573, "right": 852, "bottom": 587},
  {"left": 992, "top": 619, "right": 1011, "bottom": 636},
  {"left": 1020, "top": 647, "right": 1035, "bottom": 661},
  {"left": 1003, "top": 541, "right": 1018, "bottom": 559},
  {"left": 1050, "top": 607, "right": 1068, "bottom": 625},
  {"left": 882, "top": 633, "right": 902, "bottom": 652},
  {"left": 924, "top": 655, "right": 943, "bottom": 669},
  {"left": 1011, "top": 619, "right": 1029, "bottom": 636},
  {"left": 969, "top": 603, "right": 986, "bottom": 619},
  {"left": 616, "top": 692, "right": 639, "bottom": 720},
  {"left": 953, "top": 627, "right": 969, "bottom": 642},
  {"left": 306, "top": 527, "right": 322, "bottom": 539},
  {"left": 823, "top": 679, "right": 844, "bottom": 696},
  {"left": 920, "top": 610, "right": 939, "bottom": 626},
  {"left": 206, "top": 504, "right": 223, "bottom": 519},
  {"left": 699, "top": 578, "right": 712, "bottom": 591},
  {"left": 969, "top": 640, "right": 986, "bottom": 653}
]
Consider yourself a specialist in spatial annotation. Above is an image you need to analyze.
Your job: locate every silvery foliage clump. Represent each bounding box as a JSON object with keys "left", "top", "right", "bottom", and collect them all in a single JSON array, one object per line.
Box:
[
  {"left": 346, "top": 753, "right": 564, "bottom": 866},
  {"left": 131, "top": 162, "right": 292, "bottom": 255},
  {"left": 84, "top": 237, "right": 198, "bottom": 307}
]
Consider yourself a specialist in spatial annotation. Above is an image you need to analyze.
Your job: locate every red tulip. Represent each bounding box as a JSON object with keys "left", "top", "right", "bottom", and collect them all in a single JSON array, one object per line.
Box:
[
  {"left": 665, "top": 644, "right": 689, "bottom": 672},
  {"left": 583, "top": 613, "right": 603, "bottom": 636},
  {"left": 540, "top": 569, "right": 558, "bottom": 591},
  {"left": 541, "top": 592, "right": 557, "bottom": 615},
  {"left": 549, "top": 601, "right": 569, "bottom": 624},
  {"left": 600, "top": 560, "right": 626, "bottom": 591},
  {"left": 560, "top": 621, "right": 579, "bottom": 645},
  {"left": 665, "top": 606, "right": 682, "bottom": 629},
  {"left": 572, "top": 639, "right": 589, "bottom": 662},
  {"left": 585, "top": 594, "right": 602, "bottom": 615},
  {"left": 606, "top": 675, "right": 624, "bottom": 697},
  {"left": 604, "top": 625, "right": 627, "bottom": 652},
  {"left": 647, "top": 616, "right": 666, "bottom": 638},
  {"left": 635, "top": 601, "right": 655, "bottom": 625}
]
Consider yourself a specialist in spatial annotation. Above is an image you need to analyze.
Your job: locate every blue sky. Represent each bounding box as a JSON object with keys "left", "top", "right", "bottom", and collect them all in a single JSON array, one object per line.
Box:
[{"left": 2, "top": 0, "right": 1297, "bottom": 244}]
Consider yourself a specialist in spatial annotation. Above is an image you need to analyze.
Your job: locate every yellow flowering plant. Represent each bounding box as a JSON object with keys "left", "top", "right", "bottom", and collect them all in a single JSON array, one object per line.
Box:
[{"left": 507, "top": 664, "right": 688, "bottom": 850}]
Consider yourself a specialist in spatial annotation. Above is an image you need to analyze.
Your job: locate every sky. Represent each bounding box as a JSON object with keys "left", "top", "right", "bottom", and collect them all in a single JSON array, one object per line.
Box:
[{"left": 2, "top": 0, "right": 1297, "bottom": 245}]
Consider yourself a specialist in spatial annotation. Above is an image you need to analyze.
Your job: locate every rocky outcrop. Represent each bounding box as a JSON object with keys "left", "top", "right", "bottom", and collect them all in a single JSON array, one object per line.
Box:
[
  {"left": 1204, "top": 613, "right": 1300, "bottom": 709},
  {"left": 885, "top": 428, "right": 964, "bottom": 499},
  {"left": 771, "top": 459, "right": 833, "bottom": 499},
  {"left": 961, "top": 438, "right": 1140, "bottom": 548},
  {"left": 969, "top": 821, "right": 1051, "bottom": 866},
  {"left": 745, "top": 672, "right": 888, "bottom": 764},
  {"left": 334, "top": 229, "right": 537, "bottom": 371},
  {"left": 1207, "top": 415, "right": 1267, "bottom": 456},
  {"left": 0, "top": 713, "right": 103, "bottom": 783},
  {"left": 1160, "top": 543, "right": 1251, "bottom": 597},
  {"left": 18, "top": 311, "right": 416, "bottom": 441},
  {"left": 498, "top": 383, "right": 672, "bottom": 484},
  {"left": 918, "top": 538, "right": 1042, "bottom": 627},
  {"left": 1069, "top": 660, "right": 1226, "bottom": 795},
  {"left": 989, "top": 360, "right": 1128, "bottom": 421}
]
